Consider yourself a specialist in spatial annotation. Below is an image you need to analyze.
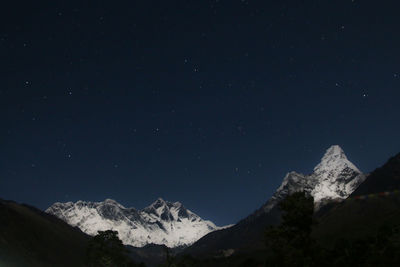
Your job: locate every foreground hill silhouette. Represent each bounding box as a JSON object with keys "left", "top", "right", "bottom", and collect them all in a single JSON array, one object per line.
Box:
[
  {"left": 0, "top": 199, "right": 89, "bottom": 266},
  {"left": 352, "top": 152, "right": 400, "bottom": 195},
  {"left": 0, "top": 200, "right": 147, "bottom": 266}
]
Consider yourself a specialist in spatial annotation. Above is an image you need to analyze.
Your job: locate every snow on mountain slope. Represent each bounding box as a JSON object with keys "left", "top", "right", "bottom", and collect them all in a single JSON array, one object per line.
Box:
[
  {"left": 260, "top": 145, "right": 366, "bottom": 214},
  {"left": 46, "top": 198, "right": 229, "bottom": 248}
]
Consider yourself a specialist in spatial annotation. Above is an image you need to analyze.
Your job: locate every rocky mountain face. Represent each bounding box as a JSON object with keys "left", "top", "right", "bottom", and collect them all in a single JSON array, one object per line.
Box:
[
  {"left": 257, "top": 145, "right": 366, "bottom": 216},
  {"left": 46, "top": 198, "right": 227, "bottom": 248}
]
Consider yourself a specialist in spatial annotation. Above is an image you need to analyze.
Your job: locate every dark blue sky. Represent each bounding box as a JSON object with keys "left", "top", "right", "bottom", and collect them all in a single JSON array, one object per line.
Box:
[{"left": 1, "top": 0, "right": 400, "bottom": 225}]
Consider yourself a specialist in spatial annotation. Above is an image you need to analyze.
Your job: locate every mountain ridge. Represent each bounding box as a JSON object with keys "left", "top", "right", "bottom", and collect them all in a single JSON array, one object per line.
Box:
[{"left": 46, "top": 197, "right": 230, "bottom": 248}]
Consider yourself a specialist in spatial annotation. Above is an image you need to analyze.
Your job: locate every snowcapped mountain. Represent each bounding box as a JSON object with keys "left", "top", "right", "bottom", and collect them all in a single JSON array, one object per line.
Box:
[
  {"left": 46, "top": 198, "right": 228, "bottom": 248},
  {"left": 185, "top": 145, "right": 367, "bottom": 256},
  {"left": 260, "top": 145, "right": 366, "bottom": 214}
]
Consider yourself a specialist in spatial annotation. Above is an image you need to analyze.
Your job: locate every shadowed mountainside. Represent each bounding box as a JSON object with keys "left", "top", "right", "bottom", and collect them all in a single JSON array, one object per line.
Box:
[
  {"left": 351, "top": 152, "right": 400, "bottom": 196},
  {"left": 0, "top": 199, "right": 90, "bottom": 267}
]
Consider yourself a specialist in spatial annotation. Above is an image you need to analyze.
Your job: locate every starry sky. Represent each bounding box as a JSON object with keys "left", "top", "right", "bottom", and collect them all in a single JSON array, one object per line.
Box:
[{"left": 1, "top": 0, "right": 400, "bottom": 226}]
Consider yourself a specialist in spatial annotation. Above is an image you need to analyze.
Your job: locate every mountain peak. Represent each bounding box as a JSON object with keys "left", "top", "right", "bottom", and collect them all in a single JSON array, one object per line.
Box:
[
  {"left": 321, "top": 145, "right": 346, "bottom": 161},
  {"left": 314, "top": 145, "right": 360, "bottom": 174},
  {"left": 310, "top": 145, "right": 364, "bottom": 204},
  {"left": 100, "top": 199, "right": 127, "bottom": 212},
  {"left": 173, "top": 201, "right": 182, "bottom": 206},
  {"left": 103, "top": 198, "right": 119, "bottom": 204},
  {"left": 325, "top": 145, "right": 345, "bottom": 157},
  {"left": 149, "top": 197, "right": 167, "bottom": 209},
  {"left": 257, "top": 145, "right": 365, "bottom": 215}
]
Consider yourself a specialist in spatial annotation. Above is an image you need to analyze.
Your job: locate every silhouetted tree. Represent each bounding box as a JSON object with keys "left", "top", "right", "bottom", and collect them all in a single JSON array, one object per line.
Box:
[
  {"left": 159, "top": 246, "right": 177, "bottom": 267},
  {"left": 85, "top": 230, "right": 139, "bottom": 267},
  {"left": 265, "top": 192, "right": 400, "bottom": 266},
  {"left": 264, "top": 192, "right": 324, "bottom": 266}
]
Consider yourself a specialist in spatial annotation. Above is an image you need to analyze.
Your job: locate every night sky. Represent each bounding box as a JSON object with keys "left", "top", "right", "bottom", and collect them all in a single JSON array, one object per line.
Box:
[{"left": 1, "top": 1, "right": 400, "bottom": 226}]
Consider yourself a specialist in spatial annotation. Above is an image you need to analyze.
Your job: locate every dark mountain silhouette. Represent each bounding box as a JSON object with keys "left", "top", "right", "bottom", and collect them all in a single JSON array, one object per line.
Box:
[
  {"left": 351, "top": 152, "right": 400, "bottom": 196},
  {"left": 183, "top": 205, "right": 282, "bottom": 257},
  {"left": 0, "top": 198, "right": 89, "bottom": 267}
]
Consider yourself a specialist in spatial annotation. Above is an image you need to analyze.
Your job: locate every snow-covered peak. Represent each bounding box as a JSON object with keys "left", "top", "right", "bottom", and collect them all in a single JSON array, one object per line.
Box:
[
  {"left": 259, "top": 145, "right": 366, "bottom": 214},
  {"left": 314, "top": 145, "right": 360, "bottom": 175},
  {"left": 103, "top": 198, "right": 120, "bottom": 204},
  {"left": 143, "top": 198, "right": 197, "bottom": 222},
  {"left": 310, "top": 145, "right": 364, "bottom": 204},
  {"left": 103, "top": 198, "right": 126, "bottom": 208},
  {"left": 172, "top": 201, "right": 183, "bottom": 207},
  {"left": 277, "top": 171, "right": 306, "bottom": 191},
  {"left": 150, "top": 197, "right": 166, "bottom": 206},
  {"left": 46, "top": 198, "right": 228, "bottom": 248},
  {"left": 323, "top": 145, "right": 344, "bottom": 158},
  {"left": 147, "top": 198, "right": 182, "bottom": 208}
]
